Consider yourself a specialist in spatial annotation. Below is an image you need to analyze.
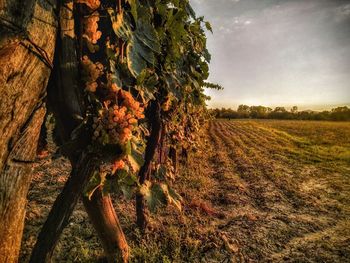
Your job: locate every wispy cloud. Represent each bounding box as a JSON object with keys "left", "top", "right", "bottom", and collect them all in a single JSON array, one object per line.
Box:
[{"left": 190, "top": 0, "right": 350, "bottom": 108}]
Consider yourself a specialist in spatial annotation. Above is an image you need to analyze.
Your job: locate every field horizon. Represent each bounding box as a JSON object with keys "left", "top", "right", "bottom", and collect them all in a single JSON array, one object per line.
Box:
[{"left": 208, "top": 103, "right": 350, "bottom": 112}]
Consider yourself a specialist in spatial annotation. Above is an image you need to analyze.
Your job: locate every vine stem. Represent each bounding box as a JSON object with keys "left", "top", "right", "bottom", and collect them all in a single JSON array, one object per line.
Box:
[
  {"left": 29, "top": 152, "right": 98, "bottom": 263},
  {"left": 118, "top": 0, "right": 122, "bottom": 14},
  {"left": 120, "top": 40, "right": 125, "bottom": 63},
  {"left": 82, "top": 189, "right": 129, "bottom": 263},
  {"left": 118, "top": 0, "right": 124, "bottom": 63},
  {"left": 136, "top": 101, "right": 162, "bottom": 231}
]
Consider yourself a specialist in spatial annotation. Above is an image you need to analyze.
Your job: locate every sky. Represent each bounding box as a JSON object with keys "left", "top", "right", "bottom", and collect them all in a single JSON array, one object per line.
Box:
[{"left": 191, "top": 0, "right": 350, "bottom": 110}]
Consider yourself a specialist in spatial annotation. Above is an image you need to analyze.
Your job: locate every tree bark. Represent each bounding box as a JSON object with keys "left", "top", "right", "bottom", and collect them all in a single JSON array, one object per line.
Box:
[
  {"left": 0, "top": 0, "right": 57, "bottom": 262},
  {"left": 83, "top": 190, "right": 129, "bottom": 263},
  {"left": 0, "top": 107, "right": 46, "bottom": 263}
]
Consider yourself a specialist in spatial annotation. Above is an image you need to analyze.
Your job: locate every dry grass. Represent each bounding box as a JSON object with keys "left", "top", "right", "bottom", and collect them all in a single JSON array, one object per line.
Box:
[{"left": 20, "top": 119, "right": 350, "bottom": 262}]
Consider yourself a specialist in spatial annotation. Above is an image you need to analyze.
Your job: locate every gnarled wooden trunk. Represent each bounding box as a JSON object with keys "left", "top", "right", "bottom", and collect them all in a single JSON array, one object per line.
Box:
[{"left": 0, "top": 0, "right": 57, "bottom": 262}]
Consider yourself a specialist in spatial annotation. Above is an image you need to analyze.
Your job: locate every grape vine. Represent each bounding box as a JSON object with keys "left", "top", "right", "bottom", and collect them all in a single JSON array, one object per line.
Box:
[{"left": 75, "top": 0, "right": 213, "bottom": 218}]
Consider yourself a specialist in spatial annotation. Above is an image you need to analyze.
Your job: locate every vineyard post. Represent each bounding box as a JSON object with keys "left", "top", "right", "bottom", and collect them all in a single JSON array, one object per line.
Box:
[{"left": 0, "top": 0, "right": 57, "bottom": 262}]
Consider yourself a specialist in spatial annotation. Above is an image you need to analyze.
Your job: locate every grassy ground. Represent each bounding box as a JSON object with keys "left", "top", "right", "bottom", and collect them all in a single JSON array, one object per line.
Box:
[{"left": 20, "top": 119, "right": 350, "bottom": 262}]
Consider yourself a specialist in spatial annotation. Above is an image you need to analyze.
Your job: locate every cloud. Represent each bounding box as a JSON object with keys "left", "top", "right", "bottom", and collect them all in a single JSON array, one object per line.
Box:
[
  {"left": 334, "top": 3, "right": 350, "bottom": 22},
  {"left": 191, "top": 0, "right": 350, "bottom": 108}
]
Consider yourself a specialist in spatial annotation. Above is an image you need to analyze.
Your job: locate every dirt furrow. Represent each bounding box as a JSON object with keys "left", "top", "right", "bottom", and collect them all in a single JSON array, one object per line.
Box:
[
  {"left": 222, "top": 122, "right": 310, "bottom": 202},
  {"left": 212, "top": 121, "right": 292, "bottom": 212},
  {"left": 219, "top": 121, "right": 335, "bottom": 215},
  {"left": 207, "top": 121, "right": 254, "bottom": 212},
  {"left": 207, "top": 120, "right": 345, "bottom": 262},
  {"left": 224, "top": 121, "right": 308, "bottom": 164}
]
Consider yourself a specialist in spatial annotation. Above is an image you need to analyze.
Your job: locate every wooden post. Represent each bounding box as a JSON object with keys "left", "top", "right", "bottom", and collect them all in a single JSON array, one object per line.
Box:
[{"left": 0, "top": 0, "right": 57, "bottom": 261}]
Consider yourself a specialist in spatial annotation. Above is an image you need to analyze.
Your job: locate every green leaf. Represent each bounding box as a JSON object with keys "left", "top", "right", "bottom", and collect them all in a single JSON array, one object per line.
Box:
[
  {"left": 120, "top": 184, "right": 134, "bottom": 199},
  {"left": 107, "top": 8, "right": 132, "bottom": 40},
  {"left": 126, "top": 0, "right": 138, "bottom": 22},
  {"left": 108, "top": 60, "right": 123, "bottom": 89},
  {"left": 186, "top": 3, "right": 196, "bottom": 19},
  {"left": 86, "top": 41, "right": 99, "bottom": 53},
  {"left": 136, "top": 69, "right": 148, "bottom": 85},
  {"left": 135, "top": 70, "right": 158, "bottom": 101},
  {"left": 118, "top": 170, "right": 138, "bottom": 198},
  {"left": 140, "top": 181, "right": 167, "bottom": 212},
  {"left": 140, "top": 182, "right": 183, "bottom": 212},
  {"left": 205, "top": 21, "right": 213, "bottom": 33},
  {"left": 126, "top": 41, "right": 146, "bottom": 77},
  {"left": 127, "top": 146, "right": 144, "bottom": 172},
  {"left": 101, "top": 130, "right": 110, "bottom": 145},
  {"left": 163, "top": 74, "right": 182, "bottom": 100},
  {"left": 167, "top": 186, "right": 183, "bottom": 211},
  {"left": 102, "top": 169, "right": 138, "bottom": 199},
  {"left": 134, "top": 39, "right": 155, "bottom": 65},
  {"left": 126, "top": 37, "right": 156, "bottom": 77},
  {"left": 108, "top": 9, "right": 123, "bottom": 34},
  {"left": 84, "top": 171, "right": 107, "bottom": 200},
  {"left": 123, "top": 172, "right": 139, "bottom": 186},
  {"left": 124, "top": 140, "right": 132, "bottom": 155},
  {"left": 136, "top": 20, "right": 161, "bottom": 53}
]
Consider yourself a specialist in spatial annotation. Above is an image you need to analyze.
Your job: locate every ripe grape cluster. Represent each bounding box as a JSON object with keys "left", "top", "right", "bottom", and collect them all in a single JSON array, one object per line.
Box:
[
  {"left": 81, "top": 55, "right": 104, "bottom": 92},
  {"left": 82, "top": 12, "right": 102, "bottom": 44},
  {"left": 77, "top": 0, "right": 145, "bottom": 177},
  {"left": 91, "top": 90, "right": 145, "bottom": 175},
  {"left": 92, "top": 90, "right": 145, "bottom": 146}
]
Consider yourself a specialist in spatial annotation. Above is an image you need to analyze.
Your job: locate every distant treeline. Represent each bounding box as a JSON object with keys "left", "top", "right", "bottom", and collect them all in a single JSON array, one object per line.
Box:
[{"left": 211, "top": 105, "right": 350, "bottom": 121}]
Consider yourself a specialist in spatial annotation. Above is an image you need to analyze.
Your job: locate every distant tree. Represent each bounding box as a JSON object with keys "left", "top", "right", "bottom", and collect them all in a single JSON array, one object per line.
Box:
[
  {"left": 270, "top": 107, "right": 289, "bottom": 119},
  {"left": 212, "top": 105, "right": 350, "bottom": 121},
  {"left": 330, "top": 106, "right": 350, "bottom": 121},
  {"left": 237, "top": 104, "right": 250, "bottom": 118},
  {"left": 249, "top": 106, "right": 267, "bottom": 118},
  {"left": 298, "top": 110, "right": 312, "bottom": 120},
  {"left": 291, "top": 106, "right": 298, "bottom": 113},
  {"left": 274, "top": 107, "right": 287, "bottom": 113},
  {"left": 314, "top": 111, "right": 330, "bottom": 120}
]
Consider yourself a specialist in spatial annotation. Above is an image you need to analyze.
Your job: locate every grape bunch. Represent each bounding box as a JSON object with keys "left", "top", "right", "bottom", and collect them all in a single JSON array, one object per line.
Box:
[
  {"left": 92, "top": 90, "right": 145, "bottom": 146},
  {"left": 82, "top": 12, "right": 102, "bottom": 44},
  {"left": 81, "top": 55, "right": 104, "bottom": 92},
  {"left": 77, "top": 0, "right": 146, "bottom": 177},
  {"left": 120, "top": 90, "right": 145, "bottom": 120}
]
